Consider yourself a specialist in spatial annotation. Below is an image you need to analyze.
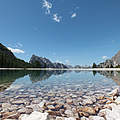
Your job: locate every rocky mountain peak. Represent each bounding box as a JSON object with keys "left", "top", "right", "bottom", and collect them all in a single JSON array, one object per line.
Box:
[
  {"left": 29, "top": 54, "right": 68, "bottom": 68},
  {"left": 97, "top": 50, "right": 120, "bottom": 68},
  {"left": 111, "top": 50, "right": 120, "bottom": 66}
]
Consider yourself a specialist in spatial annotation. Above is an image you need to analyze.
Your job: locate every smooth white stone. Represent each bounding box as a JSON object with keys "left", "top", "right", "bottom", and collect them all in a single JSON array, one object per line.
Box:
[
  {"left": 19, "top": 111, "right": 49, "bottom": 120},
  {"left": 89, "top": 116, "right": 105, "bottom": 120},
  {"left": 115, "top": 96, "right": 120, "bottom": 104}
]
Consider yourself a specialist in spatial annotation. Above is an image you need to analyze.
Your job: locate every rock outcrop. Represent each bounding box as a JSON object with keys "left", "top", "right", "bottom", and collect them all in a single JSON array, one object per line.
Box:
[
  {"left": 29, "top": 54, "right": 69, "bottom": 68},
  {"left": 97, "top": 50, "right": 120, "bottom": 68},
  {"left": 111, "top": 50, "right": 120, "bottom": 67},
  {"left": 29, "top": 55, "right": 54, "bottom": 68}
]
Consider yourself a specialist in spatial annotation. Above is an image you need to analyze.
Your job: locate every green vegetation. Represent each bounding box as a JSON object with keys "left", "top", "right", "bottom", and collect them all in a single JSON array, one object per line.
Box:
[
  {"left": 92, "top": 63, "right": 97, "bottom": 68},
  {"left": 0, "top": 43, "right": 42, "bottom": 68},
  {"left": 0, "top": 52, "right": 31, "bottom": 68},
  {"left": 0, "top": 70, "right": 31, "bottom": 92},
  {"left": 93, "top": 71, "right": 97, "bottom": 76},
  {"left": 31, "top": 61, "right": 41, "bottom": 68},
  {"left": 115, "top": 65, "right": 120, "bottom": 68}
]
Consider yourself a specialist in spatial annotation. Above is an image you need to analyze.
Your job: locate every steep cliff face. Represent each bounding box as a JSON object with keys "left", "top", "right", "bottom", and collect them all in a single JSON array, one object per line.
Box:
[
  {"left": 111, "top": 50, "right": 120, "bottom": 67},
  {"left": 97, "top": 50, "right": 120, "bottom": 68},
  {"left": 29, "top": 54, "right": 68, "bottom": 68},
  {"left": 29, "top": 55, "right": 55, "bottom": 68}
]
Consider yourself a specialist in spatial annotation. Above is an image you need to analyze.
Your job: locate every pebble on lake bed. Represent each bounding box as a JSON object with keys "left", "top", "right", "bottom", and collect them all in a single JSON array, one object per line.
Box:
[
  {"left": 0, "top": 86, "right": 120, "bottom": 120},
  {"left": 19, "top": 111, "right": 49, "bottom": 120}
]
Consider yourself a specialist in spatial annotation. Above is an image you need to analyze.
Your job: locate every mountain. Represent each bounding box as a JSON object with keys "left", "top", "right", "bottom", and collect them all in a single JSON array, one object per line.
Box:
[
  {"left": 29, "top": 70, "right": 67, "bottom": 82},
  {"left": 0, "top": 43, "right": 15, "bottom": 58},
  {"left": 74, "top": 65, "right": 81, "bottom": 68},
  {"left": 0, "top": 43, "right": 31, "bottom": 68},
  {"left": 111, "top": 50, "right": 120, "bottom": 67},
  {"left": 0, "top": 43, "right": 70, "bottom": 68},
  {"left": 95, "top": 50, "right": 120, "bottom": 68},
  {"left": 29, "top": 54, "right": 69, "bottom": 68},
  {"left": 29, "top": 55, "right": 55, "bottom": 68},
  {"left": 53, "top": 62, "right": 68, "bottom": 68}
]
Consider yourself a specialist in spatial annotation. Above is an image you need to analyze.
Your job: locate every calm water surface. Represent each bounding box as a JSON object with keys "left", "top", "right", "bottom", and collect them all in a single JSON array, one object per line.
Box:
[{"left": 0, "top": 70, "right": 120, "bottom": 96}]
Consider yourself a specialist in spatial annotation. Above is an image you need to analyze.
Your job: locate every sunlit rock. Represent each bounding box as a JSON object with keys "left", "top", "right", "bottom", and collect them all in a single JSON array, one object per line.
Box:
[
  {"left": 89, "top": 116, "right": 105, "bottom": 120},
  {"left": 19, "top": 111, "right": 49, "bottom": 120},
  {"left": 115, "top": 96, "right": 120, "bottom": 104},
  {"left": 108, "top": 88, "right": 119, "bottom": 97}
]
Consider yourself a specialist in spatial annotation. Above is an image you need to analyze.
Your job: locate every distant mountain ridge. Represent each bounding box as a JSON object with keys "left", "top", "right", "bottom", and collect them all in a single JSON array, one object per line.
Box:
[
  {"left": 0, "top": 43, "right": 69, "bottom": 68},
  {"left": 111, "top": 50, "right": 120, "bottom": 66},
  {"left": 29, "top": 54, "right": 68, "bottom": 68},
  {"left": 95, "top": 50, "right": 120, "bottom": 68}
]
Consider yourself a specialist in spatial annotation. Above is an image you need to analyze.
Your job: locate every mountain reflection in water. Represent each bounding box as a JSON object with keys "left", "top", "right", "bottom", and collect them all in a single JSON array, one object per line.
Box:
[
  {"left": 96, "top": 71, "right": 120, "bottom": 86},
  {"left": 0, "top": 70, "right": 68, "bottom": 92},
  {"left": 0, "top": 70, "right": 120, "bottom": 92}
]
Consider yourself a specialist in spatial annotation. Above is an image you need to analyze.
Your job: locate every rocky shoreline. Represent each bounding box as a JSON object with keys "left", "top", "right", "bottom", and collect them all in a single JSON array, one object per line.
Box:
[{"left": 0, "top": 86, "right": 120, "bottom": 120}]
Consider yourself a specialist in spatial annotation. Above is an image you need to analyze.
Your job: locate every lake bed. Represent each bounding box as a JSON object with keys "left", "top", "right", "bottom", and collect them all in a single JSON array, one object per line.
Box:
[{"left": 0, "top": 70, "right": 120, "bottom": 120}]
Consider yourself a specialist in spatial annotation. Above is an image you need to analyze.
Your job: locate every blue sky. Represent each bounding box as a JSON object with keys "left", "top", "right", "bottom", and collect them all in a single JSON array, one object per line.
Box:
[{"left": 0, "top": 0, "right": 120, "bottom": 66}]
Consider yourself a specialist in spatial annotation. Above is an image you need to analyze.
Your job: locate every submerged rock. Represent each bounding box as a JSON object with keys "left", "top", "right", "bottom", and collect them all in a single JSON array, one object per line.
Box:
[
  {"left": 82, "top": 98, "right": 93, "bottom": 105},
  {"left": 65, "top": 110, "right": 73, "bottom": 117},
  {"left": 2, "top": 103, "right": 11, "bottom": 111},
  {"left": 2, "top": 111, "right": 20, "bottom": 119},
  {"left": 115, "top": 96, "right": 120, "bottom": 104},
  {"left": 19, "top": 111, "right": 49, "bottom": 120},
  {"left": 108, "top": 88, "right": 119, "bottom": 97},
  {"left": 39, "top": 101, "right": 45, "bottom": 108},
  {"left": 89, "top": 116, "right": 105, "bottom": 120},
  {"left": 98, "top": 103, "right": 120, "bottom": 120},
  {"left": 80, "top": 107, "right": 96, "bottom": 115},
  {"left": 64, "top": 117, "right": 76, "bottom": 120},
  {"left": 12, "top": 100, "right": 25, "bottom": 105}
]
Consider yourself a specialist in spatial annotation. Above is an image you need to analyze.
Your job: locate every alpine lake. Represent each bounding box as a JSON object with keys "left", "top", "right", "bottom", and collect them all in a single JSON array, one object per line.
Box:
[{"left": 0, "top": 70, "right": 120, "bottom": 120}]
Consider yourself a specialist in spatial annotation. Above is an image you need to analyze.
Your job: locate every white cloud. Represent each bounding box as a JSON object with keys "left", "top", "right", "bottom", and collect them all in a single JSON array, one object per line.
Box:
[
  {"left": 8, "top": 47, "right": 25, "bottom": 54},
  {"left": 42, "top": 0, "right": 52, "bottom": 14},
  {"left": 65, "top": 60, "right": 70, "bottom": 65},
  {"left": 71, "top": 13, "right": 77, "bottom": 18},
  {"left": 56, "top": 60, "right": 63, "bottom": 63},
  {"left": 53, "top": 14, "right": 62, "bottom": 23},
  {"left": 102, "top": 56, "right": 108, "bottom": 60}
]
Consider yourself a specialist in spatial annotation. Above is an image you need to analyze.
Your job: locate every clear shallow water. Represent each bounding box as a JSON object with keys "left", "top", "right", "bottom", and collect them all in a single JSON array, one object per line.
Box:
[
  {"left": 0, "top": 70, "right": 120, "bottom": 94},
  {"left": 0, "top": 70, "right": 120, "bottom": 119}
]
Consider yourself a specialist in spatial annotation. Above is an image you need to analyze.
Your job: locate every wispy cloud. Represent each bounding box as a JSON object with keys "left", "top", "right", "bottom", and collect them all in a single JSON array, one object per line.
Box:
[
  {"left": 15, "top": 43, "right": 23, "bottom": 48},
  {"left": 71, "top": 13, "right": 77, "bottom": 18},
  {"left": 56, "top": 60, "right": 63, "bottom": 63},
  {"left": 102, "top": 56, "right": 108, "bottom": 60},
  {"left": 65, "top": 60, "right": 70, "bottom": 65},
  {"left": 41, "top": 1, "right": 79, "bottom": 23},
  {"left": 8, "top": 47, "right": 25, "bottom": 54},
  {"left": 42, "top": 0, "right": 52, "bottom": 14},
  {"left": 53, "top": 14, "right": 62, "bottom": 23}
]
